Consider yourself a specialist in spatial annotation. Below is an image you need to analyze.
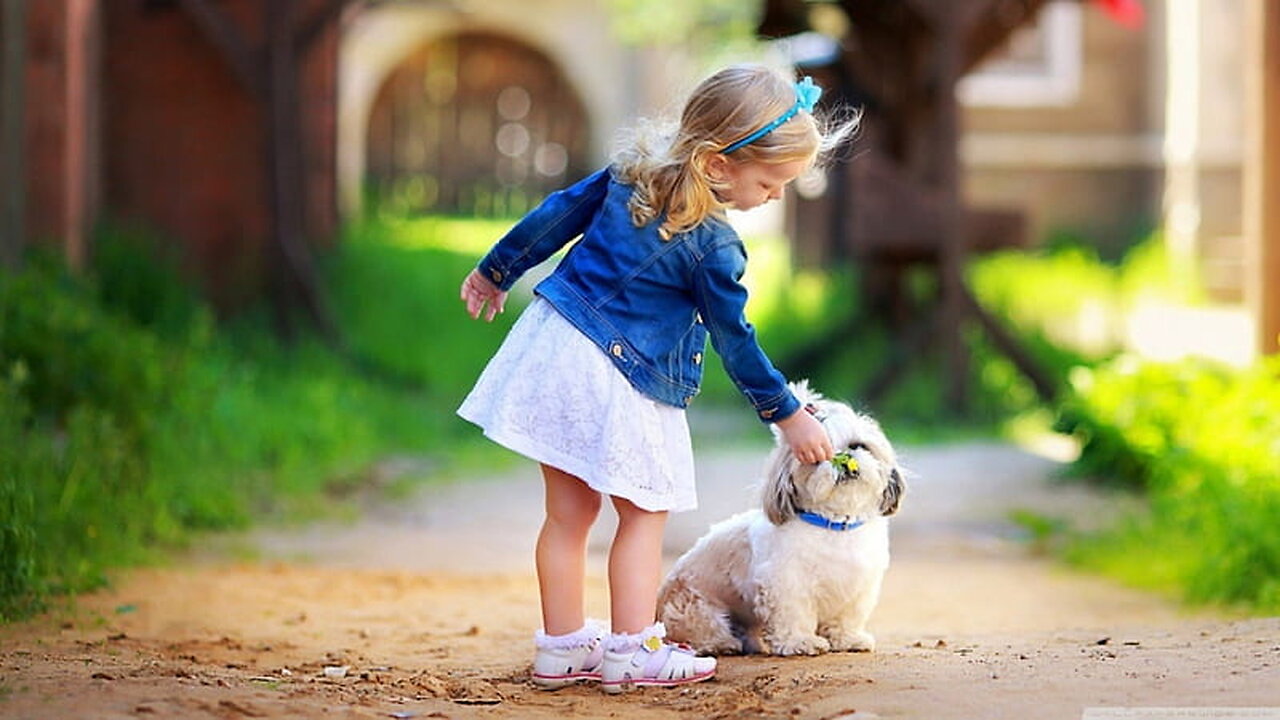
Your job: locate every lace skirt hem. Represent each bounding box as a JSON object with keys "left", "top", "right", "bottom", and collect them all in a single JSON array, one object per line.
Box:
[{"left": 457, "top": 297, "right": 697, "bottom": 513}]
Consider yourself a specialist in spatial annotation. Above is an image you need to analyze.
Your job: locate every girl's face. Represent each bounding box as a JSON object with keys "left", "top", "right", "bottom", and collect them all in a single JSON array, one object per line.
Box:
[{"left": 711, "top": 157, "right": 810, "bottom": 211}]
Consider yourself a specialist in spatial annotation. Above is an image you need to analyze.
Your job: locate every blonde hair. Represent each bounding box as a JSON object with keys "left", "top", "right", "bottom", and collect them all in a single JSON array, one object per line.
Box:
[{"left": 613, "top": 64, "right": 857, "bottom": 240}]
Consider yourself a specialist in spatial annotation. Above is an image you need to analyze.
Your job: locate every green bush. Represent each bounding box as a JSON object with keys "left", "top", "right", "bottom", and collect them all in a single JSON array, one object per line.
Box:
[
  {"left": 1057, "top": 355, "right": 1280, "bottom": 611},
  {"left": 969, "top": 234, "right": 1194, "bottom": 365},
  {"left": 0, "top": 236, "right": 485, "bottom": 620},
  {"left": 0, "top": 369, "right": 41, "bottom": 619},
  {"left": 968, "top": 234, "right": 1280, "bottom": 612},
  {"left": 328, "top": 216, "right": 522, "bottom": 403},
  {"left": 92, "top": 221, "right": 207, "bottom": 339}
]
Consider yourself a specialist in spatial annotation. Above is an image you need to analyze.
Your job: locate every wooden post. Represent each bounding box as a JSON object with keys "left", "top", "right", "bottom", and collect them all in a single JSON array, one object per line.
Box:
[
  {"left": 1245, "top": 0, "right": 1280, "bottom": 356},
  {"left": 175, "top": 0, "right": 263, "bottom": 98},
  {"left": 1, "top": 0, "right": 28, "bottom": 271},
  {"left": 296, "top": 0, "right": 349, "bottom": 54},
  {"left": 935, "top": 11, "right": 969, "bottom": 415},
  {"left": 266, "top": 0, "right": 302, "bottom": 337},
  {"left": 177, "top": 0, "right": 340, "bottom": 343},
  {"left": 264, "top": 0, "right": 340, "bottom": 342},
  {"left": 62, "top": 0, "right": 97, "bottom": 271}
]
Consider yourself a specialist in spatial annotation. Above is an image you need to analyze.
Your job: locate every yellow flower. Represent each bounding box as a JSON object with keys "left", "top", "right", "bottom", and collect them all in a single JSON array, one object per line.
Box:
[{"left": 832, "top": 452, "right": 859, "bottom": 473}]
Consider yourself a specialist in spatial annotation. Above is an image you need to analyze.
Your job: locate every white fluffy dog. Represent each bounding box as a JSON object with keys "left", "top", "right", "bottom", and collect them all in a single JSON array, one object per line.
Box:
[{"left": 658, "top": 383, "right": 905, "bottom": 656}]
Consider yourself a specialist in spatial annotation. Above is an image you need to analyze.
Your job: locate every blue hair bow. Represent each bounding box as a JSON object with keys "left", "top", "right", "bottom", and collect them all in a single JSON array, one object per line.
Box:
[
  {"left": 794, "top": 76, "right": 822, "bottom": 113},
  {"left": 720, "top": 76, "right": 823, "bottom": 154}
]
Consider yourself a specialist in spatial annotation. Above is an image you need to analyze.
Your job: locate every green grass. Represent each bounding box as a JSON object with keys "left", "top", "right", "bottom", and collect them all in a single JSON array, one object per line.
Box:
[
  {"left": 327, "top": 216, "right": 524, "bottom": 405},
  {"left": 0, "top": 231, "right": 506, "bottom": 620}
]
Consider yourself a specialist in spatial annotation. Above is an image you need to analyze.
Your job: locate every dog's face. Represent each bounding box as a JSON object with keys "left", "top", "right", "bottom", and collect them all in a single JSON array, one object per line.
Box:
[{"left": 763, "top": 382, "right": 905, "bottom": 526}]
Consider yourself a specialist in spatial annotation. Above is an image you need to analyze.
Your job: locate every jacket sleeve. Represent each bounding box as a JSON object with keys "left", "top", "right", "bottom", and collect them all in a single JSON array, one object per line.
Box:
[
  {"left": 475, "top": 168, "right": 611, "bottom": 291},
  {"left": 691, "top": 236, "right": 801, "bottom": 424}
]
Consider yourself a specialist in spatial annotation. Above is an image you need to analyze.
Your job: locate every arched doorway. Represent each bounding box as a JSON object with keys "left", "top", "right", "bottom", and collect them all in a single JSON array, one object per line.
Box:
[{"left": 365, "top": 32, "right": 590, "bottom": 218}]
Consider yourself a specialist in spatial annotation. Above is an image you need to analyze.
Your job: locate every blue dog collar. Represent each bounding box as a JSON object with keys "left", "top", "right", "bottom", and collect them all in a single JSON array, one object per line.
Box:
[{"left": 796, "top": 511, "right": 865, "bottom": 532}]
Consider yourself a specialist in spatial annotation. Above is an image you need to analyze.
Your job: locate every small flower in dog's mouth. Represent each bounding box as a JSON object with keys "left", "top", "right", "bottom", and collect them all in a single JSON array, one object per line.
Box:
[{"left": 832, "top": 451, "right": 859, "bottom": 474}]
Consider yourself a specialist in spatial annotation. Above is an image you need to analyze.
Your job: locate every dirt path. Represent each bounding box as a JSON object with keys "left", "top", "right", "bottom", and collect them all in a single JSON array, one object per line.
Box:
[{"left": 3, "top": 441, "right": 1278, "bottom": 720}]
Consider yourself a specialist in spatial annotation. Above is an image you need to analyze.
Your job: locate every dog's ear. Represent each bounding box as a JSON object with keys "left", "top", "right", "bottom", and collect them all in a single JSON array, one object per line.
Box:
[
  {"left": 763, "top": 453, "right": 799, "bottom": 525},
  {"left": 880, "top": 467, "right": 906, "bottom": 516}
]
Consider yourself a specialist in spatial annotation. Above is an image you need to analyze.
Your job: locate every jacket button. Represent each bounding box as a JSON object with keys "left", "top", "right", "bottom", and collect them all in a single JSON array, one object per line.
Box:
[
  {"left": 610, "top": 343, "right": 624, "bottom": 358},
  {"left": 693, "top": 352, "right": 703, "bottom": 365},
  {"left": 760, "top": 408, "right": 776, "bottom": 419},
  {"left": 490, "top": 269, "right": 502, "bottom": 283}
]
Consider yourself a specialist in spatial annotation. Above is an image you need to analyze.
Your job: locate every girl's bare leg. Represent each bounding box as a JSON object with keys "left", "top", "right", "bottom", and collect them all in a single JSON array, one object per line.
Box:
[
  {"left": 536, "top": 464, "right": 603, "bottom": 635},
  {"left": 608, "top": 496, "right": 668, "bottom": 634}
]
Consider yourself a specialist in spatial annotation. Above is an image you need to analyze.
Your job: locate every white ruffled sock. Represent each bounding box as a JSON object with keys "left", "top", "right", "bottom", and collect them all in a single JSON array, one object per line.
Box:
[
  {"left": 535, "top": 619, "right": 607, "bottom": 649},
  {"left": 605, "top": 622, "right": 665, "bottom": 653}
]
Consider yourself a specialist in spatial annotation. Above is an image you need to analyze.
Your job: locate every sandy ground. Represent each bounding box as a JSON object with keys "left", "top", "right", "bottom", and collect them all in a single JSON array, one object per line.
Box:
[{"left": 3, "top": 440, "right": 1279, "bottom": 720}]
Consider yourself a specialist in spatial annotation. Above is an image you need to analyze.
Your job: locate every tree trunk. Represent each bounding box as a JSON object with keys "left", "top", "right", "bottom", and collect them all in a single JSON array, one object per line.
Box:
[
  {"left": 263, "top": 0, "right": 340, "bottom": 343},
  {"left": 178, "top": 0, "right": 341, "bottom": 342}
]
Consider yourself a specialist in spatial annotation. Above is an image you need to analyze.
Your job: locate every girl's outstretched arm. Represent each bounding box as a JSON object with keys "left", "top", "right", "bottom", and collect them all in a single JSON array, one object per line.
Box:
[
  {"left": 476, "top": 168, "right": 610, "bottom": 292},
  {"left": 460, "top": 268, "right": 508, "bottom": 322}
]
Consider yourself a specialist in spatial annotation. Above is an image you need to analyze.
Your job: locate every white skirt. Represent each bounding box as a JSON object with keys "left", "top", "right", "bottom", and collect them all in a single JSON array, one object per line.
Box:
[{"left": 457, "top": 297, "right": 698, "bottom": 513}]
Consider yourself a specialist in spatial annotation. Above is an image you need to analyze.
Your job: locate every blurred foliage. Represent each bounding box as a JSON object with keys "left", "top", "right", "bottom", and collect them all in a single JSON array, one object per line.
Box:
[
  {"left": 1056, "top": 356, "right": 1280, "bottom": 612},
  {"left": 93, "top": 221, "right": 207, "bottom": 339},
  {"left": 968, "top": 233, "right": 1280, "bottom": 613},
  {"left": 329, "top": 215, "right": 521, "bottom": 405},
  {"left": 602, "top": 0, "right": 761, "bottom": 48},
  {"left": 968, "top": 232, "right": 1199, "bottom": 360},
  {"left": 705, "top": 237, "right": 1040, "bottom": 440},
  {"left": 0, "top": 232, "right": 489, "bottom": 621}
]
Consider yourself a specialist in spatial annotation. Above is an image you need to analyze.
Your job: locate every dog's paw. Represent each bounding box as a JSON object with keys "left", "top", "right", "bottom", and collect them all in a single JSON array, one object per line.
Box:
[
  {"left": 766, "top": 634, "right": 831, "bottom": 656},
  {"left": 826, "top": 629, "right": 876, "bottom": 653}
]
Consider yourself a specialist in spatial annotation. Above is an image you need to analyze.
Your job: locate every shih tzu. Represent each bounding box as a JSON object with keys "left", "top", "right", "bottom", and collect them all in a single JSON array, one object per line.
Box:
[{"left": 658, "top": 382, "right": 905, "bottom": 656}]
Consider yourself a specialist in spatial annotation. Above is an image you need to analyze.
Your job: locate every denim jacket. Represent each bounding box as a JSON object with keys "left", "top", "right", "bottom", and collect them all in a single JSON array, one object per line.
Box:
[{"left": 475, "top": 167, "right": 801, "bottom": 424}]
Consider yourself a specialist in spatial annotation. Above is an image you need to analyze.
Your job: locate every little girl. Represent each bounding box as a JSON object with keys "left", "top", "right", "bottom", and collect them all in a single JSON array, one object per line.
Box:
[{"left": 458, "top": 64, "right": 854, "bottom": 693}]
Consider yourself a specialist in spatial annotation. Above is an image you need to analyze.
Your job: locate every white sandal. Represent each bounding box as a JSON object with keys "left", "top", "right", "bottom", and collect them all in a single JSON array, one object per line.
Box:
[
  {"left": 531, "top": 620, "right": 607, "bottom": 689},
  {"left": 600, "top": 622, "right": 716, "bottom": 693}
]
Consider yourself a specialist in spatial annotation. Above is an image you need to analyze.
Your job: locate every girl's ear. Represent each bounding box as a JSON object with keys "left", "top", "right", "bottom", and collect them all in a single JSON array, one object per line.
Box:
[{"left": 703, "top": 152, "right": 733, "bottom": 184}]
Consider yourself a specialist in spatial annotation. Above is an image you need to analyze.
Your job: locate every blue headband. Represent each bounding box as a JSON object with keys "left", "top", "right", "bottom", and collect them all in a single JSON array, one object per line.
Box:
[{"left": 719, "top": 76, "right": 822, "bottom": 154}]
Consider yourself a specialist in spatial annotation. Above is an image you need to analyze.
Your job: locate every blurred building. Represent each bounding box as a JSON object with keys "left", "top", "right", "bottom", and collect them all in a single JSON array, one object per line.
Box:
[
  {"left": 961, "top": 0, "right": 1244, "bottom": 299},
  {"left": 1, "top": 0, "right": 342, "bottom": 306},
  {"left": 336, "top": 0, "right": 692, "bottom": 220},
  {"left": 957, "top": 0, "right": 1272, "bottom": 361}
]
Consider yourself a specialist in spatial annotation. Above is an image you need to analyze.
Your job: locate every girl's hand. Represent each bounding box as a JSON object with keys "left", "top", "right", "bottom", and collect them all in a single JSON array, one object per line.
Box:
[
  {"left": 460, "top": 269, "right": 508, "bottom": 322},
  {"left": 774, "top": 409, "right": 834, "bottom": 465}
]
